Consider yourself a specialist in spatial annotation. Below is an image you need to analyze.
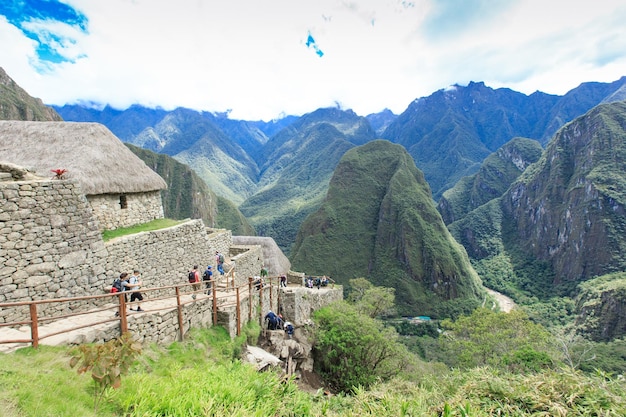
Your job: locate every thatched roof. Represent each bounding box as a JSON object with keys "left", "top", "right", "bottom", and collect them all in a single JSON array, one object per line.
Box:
[{"left": 0, "top": 121, "right": 167, "bottom": 195}]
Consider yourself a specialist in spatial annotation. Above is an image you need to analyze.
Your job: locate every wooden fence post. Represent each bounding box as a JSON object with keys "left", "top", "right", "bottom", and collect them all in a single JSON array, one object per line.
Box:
[
  {"left": 29, "top": 303, "right": 39, "bottom": 348},
  {"left": 212, "top": 279, "right": 217, "bottom": 326},
  {"left": 236, "top": 286, "right": 241, "bottom": 336},
  {"left": 175, "top": 286, "right": 185, "bottom": 341}
]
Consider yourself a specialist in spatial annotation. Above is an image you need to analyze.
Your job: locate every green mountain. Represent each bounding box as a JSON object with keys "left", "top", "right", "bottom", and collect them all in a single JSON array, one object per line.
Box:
[
  {"left": 382, "top": 79, "right": 626, "bottom": 199},
  {"left": 438, "top": 137, "right": 543, "bottom": 224},
  {"left": 0, "top": 67, "right": 62, "bottom": 121},
  {"left": 126, "top": 144, "right": 254, "bottom": 235},
  {"left": 239, "top": 108, "right": 377, "bottom": 253},
  {"left": 290, "top": 140, "right": 484, "bottom": 318},
  {"left": 450, "top": 101, "right": 626, "bottom": 301}
]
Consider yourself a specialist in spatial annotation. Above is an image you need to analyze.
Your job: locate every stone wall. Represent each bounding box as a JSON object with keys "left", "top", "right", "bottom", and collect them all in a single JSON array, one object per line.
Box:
[
  {"left": 229, "top": 245, "right": 263, "bottom": 287},
  {"left": 88, "top": 191, "right": 164, "bottom": 231},
  {"left": 104, "top": 219, "right": 213, "bottom": 289},
  {"left": 280, "top": 287, "right": 343, "bottom": 327},
  {"left": 0, "top": 178, "right": 105, "bottom": 321},
  {"left": 0, "top": 176, "right": 342, "bottom": 346}
]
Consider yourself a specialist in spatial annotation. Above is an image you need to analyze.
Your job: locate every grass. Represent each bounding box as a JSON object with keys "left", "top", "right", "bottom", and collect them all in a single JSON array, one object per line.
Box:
[
  {"left": 1, "top": 325, "right": 625, "bottom": 416},
  {"left": 101, "top": 219, "right": 185, "bottom": 241}
]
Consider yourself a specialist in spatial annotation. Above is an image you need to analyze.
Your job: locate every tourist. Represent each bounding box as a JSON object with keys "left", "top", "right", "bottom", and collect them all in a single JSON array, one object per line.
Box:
[
  {"left": 216, "top": 251, "right": 225, "bottom": 275},
  {"left": 264, "top": 310, "right": 279, "bottom": 330},
  {"left": 188, "top": 265, "right": 201, "bottom": 299},
  {"left": 128, "top": 269, "right": 144, "bottom": 312},
  {"left": 280, "top": 274, "right": 287, "bottom": 287},
  {"left": 203, "top": 265, "right": 213, "bottom": 294}
]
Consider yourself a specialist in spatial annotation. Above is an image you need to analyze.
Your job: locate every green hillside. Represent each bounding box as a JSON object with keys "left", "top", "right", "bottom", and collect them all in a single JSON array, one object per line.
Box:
[
  {"left": 126, "top": 144, "right": 255, "bottom": 235},
  {"left": 438, "top": 137, "right": 543, "bottom": 224},
  {"left": 291, "top": 140, "right": 484, "bottom": 317},
  {"left": 240, "top": 108, "right": 375, "bottom": 254},
  {"left": 0, "top": 67, "right": 62, "bottom": 121}
]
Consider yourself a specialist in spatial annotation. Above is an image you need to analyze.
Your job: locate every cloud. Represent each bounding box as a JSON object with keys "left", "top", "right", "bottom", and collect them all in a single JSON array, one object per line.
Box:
[{"left": 1, "top": 0, "right": 625, "bottom": 121}]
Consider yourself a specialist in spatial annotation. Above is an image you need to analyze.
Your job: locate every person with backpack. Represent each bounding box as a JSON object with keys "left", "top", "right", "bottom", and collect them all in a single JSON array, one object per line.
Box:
[
  {"left": 264, "top": 310, "right": 279, "bottom": 330},
  {"left": 128, "top": 269, "right": 144, "bottom": 312},
  {"left": 113, "top": 272, "right": 130, "bottom": 317},
  {"left": 188, "top": 265, "right": 200, "bottom": 299},
  {"left": 203, "top": 265, "right": 213, "bottom": 294},
  {"left": 284, "top": 321, "right": 295, "bottom": 339},
  {"left": 215, "top": 251, "right": 225, "bottom": 275}
]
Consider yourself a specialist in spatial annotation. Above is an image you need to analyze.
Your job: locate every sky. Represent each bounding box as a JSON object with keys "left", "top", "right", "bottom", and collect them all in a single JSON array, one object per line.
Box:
[{"left": 1, "top": 0, "right": 626, "bottom": 121}]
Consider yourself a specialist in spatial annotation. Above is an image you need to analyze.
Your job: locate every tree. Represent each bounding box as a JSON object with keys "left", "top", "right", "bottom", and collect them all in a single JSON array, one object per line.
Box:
[
  {"left": 348, "top": 278, "right": 396, "bottom": 318},
  {"left": 439, "top": 308, "right": 554, "bottom": 370},
  {"left": 313, "top": 301, "right": 413, "bottom": 393}
]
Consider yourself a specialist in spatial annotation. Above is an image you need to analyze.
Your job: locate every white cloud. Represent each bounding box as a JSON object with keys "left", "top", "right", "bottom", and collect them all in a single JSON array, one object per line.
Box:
[{"left": 1, "top": 0, "right": 626, "bottom": 120}]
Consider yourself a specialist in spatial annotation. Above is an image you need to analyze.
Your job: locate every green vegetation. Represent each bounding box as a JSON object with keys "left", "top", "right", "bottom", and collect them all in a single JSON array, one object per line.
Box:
[
  {"left": 291, "top": 140, "right": 483, "bottom": 317},
  {"left": 439, "top": 137, "right": 543, "bottom": 224},
  {"left": 2, "top": 307, "right": 626, "bottom": 416},
  {"left": 69, "top": 333, "right": 142, "bottom": 411},
  {"left": 126, "top": 143, "right": 255, "bottom": 235},
  {"left": 101, "top": 219, "right": 184, "bottom": 241}
]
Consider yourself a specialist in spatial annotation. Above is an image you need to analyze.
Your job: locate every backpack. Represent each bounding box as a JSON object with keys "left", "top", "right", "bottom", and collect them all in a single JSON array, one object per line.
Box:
[
  {"left": 203, "top": 269, "right": 212, "bottom": 281},
  {"left": 218, "top": 254, "right": 225, "bottom": 263},
  {"left": 188, "top": 271, "right": 196, "bottom": 283},
  {"left": 111, "top": 278, "right": 122, "bottom": 293}
]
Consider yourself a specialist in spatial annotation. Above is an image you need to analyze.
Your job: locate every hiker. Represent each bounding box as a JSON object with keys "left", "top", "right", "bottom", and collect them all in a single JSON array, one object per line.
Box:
[
  {"left": 321, "top": 276, "right": 329, "bottom": 287},
  {"left": 216, "top": 251, "right": 225, "bottom": 275},
  {"left": 203, "top": 265, "right": 213, "bottom": 294},
  {"left": 128, "top": 269, "right": 144, "bottom": 312},
  {"left": 260, "top": 265, "right": 268, "bottom": 278},
  {"left": 315, "top": 276, "right": 321, "bottom": 289},
  {"left": 264, "top": 310, "right": 279, "bottom": 330},
  {"left": 188, "top": 265, "right": 201, "bottom": 299},
  {"left": 280, "top": 274, "right": 287, "bottom": 287},
  {"left": 306, "top": 277, "right": 313, "bottom": 288},
  {"left": 114, "top": 272, "right": 130, "bottom": 316},
  {"left": 253, "top": 276, "right": 262, "bottom": 291},
  {"left": 284, "top": 321, "right": 294, "bottom": 339}
]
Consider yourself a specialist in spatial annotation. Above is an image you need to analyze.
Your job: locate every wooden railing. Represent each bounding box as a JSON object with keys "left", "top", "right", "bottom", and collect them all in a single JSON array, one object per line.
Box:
[{"left": 0, "top": 271, "right": 326, "bottom": 351}]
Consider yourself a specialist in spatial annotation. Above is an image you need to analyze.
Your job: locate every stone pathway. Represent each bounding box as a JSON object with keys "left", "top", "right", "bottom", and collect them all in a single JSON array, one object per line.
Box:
[{"left": 0, "top": 292, "right": 213, "bottom": 353}]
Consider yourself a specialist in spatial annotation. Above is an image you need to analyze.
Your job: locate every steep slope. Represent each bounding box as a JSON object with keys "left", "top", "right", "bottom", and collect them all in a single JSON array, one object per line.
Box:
[
  {"left": 239, "top": 108, "right": 377, "bottom": 253},
  {"left": 382, "top": 78, "right": 626, "bottom": 199},
  {"left": 290, "top": 140, "right": 484, "bottom": 318},
  {"left": 438, "top": 137, "right": 543, "bottom": 224},
  {"left": 131, "top": 108, "right": 260, "bottom": 204},
  {"left": 126, "top": 144, "right": 255, "bottom": 235},
  {"left": 0, "top": 67, "right": 62, "bottom": 121},
  {"left": 502, "top": 101, "right": 626, "bottom": 284},
  {"left": 450, "top": 101, "right": 626, "bottom": 301}
]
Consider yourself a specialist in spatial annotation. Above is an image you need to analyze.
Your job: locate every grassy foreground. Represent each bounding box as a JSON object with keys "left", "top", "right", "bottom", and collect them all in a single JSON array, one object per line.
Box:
[{"left": 0, "top": 326, "right": 625, "bottom": 416}]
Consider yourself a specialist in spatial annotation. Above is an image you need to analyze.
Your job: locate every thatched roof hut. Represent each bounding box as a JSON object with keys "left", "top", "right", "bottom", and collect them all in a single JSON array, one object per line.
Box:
[{"left": 0, "top": 120, "right": 166, "bottom": 194}]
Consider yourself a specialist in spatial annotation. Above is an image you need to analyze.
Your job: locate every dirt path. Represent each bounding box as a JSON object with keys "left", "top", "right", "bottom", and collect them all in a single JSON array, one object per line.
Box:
[{"left": 485, "top": 288, "right": 516, "bottom": 313}]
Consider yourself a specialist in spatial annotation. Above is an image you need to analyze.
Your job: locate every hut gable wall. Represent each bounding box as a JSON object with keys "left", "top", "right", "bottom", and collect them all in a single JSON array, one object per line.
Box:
[{"left": 88, "top": 191, "right": 164, "bottom": 231}]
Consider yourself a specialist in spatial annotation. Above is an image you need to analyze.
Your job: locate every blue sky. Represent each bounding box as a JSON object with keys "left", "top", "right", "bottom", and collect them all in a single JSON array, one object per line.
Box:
[{"left": 1, "top": 0, "right": 626, "bottom": 121}]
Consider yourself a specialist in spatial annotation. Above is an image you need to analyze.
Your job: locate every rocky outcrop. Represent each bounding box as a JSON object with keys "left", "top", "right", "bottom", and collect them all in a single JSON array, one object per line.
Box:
[
  {"left": 501, "top": 101, "right": 626, "bottom": 283},
  {"left": 575, "top": 272, "right": 626, "bottom": 341}
]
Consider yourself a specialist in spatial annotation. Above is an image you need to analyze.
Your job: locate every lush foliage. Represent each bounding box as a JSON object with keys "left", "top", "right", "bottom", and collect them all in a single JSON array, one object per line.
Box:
[
  {"left": 1, "top": 324, "right": 626, "bottom": 416},
  {"left": 439, "top": 308, "right": 554, "bottom": 371},
  {"left": 313, "top": 300, "right": 416, "bottom": 393}
]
